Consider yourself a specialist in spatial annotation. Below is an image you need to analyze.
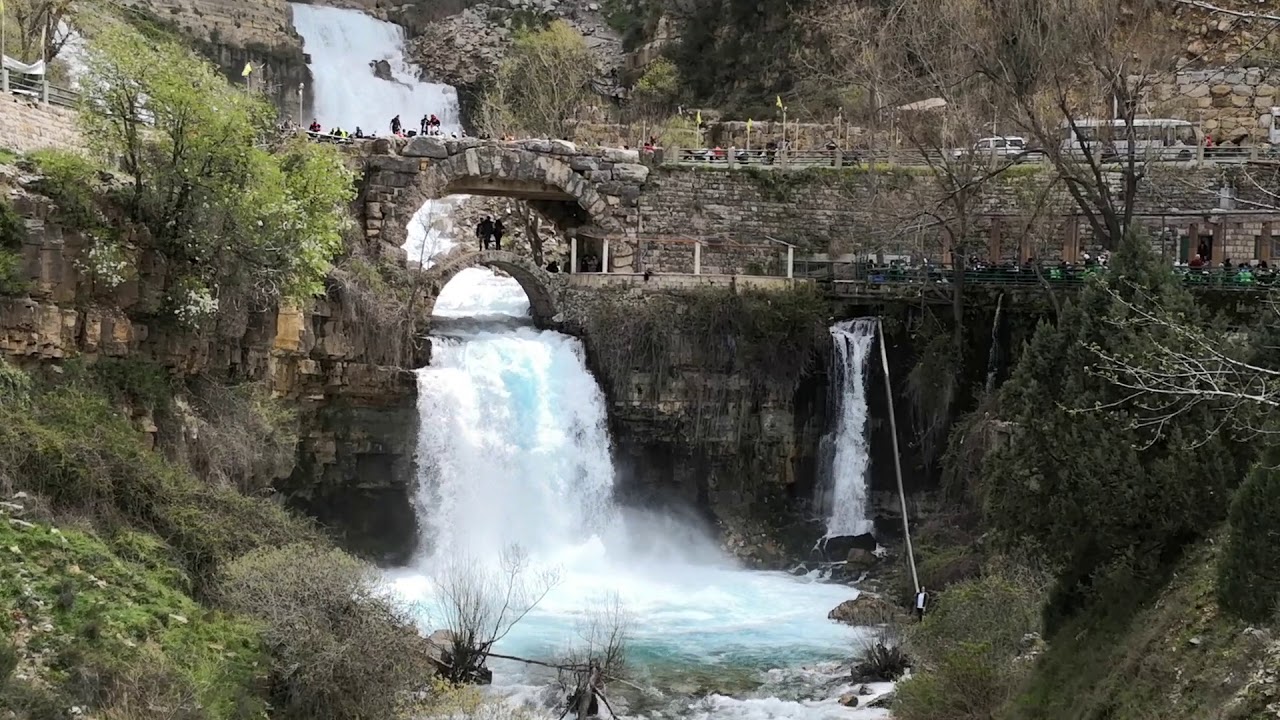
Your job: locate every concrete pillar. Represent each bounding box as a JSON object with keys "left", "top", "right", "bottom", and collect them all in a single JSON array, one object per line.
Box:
[
  {"left": 1062, "top": 217, "right": 1079, "bottom": 263},
  {"left": 41, "top": 79, "right": 49, "bottom": 104},
  {"left": 1211, "top": 222, "right": 1226, "bottom": 265},
  {"left": 728, "top": 147, "right": 736, "bottom": 169},
  {"left": 1187, "top": 223, "right": 1200, "bottom": 262},
  {"left": 694, "top": 242, "right": 702, "bottom": 275},
  {"left": 570, "top": 236, "right": 578, "bottom": 274},
  {"left": 1261, "top": 222, "right": 1273, "bottom": 264},
  {"left": 988, "top": 218, "right": 1003, "bottom": 263},
  {"left": 602, "top": 238, "right": 610, "bottom": 273},
  {"left": 786, "top": 246, "right": 794, "bottom": 279}
]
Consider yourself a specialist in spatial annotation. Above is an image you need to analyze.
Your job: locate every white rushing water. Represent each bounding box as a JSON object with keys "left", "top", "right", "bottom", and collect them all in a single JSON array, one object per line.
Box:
[
  {"left": 293, "top": 6, "right": 889, "bottom": 717},
  {"left": 820, "top": 319, "right": 879, "bottom": 538},
  {"left": 290, "top": 3, "right": 460, "bottom": 136}
]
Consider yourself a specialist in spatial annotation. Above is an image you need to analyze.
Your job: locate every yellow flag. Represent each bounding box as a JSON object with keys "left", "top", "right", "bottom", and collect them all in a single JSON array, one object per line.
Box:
[
  {"left": 241, "top": 62, "right": 254, "bottom": 77},
  {"left": 776, "top": 95, "right": 784, "bottom": 109},
  {"left": 695, "top": 110, "right": 702, "bottom": 125}
]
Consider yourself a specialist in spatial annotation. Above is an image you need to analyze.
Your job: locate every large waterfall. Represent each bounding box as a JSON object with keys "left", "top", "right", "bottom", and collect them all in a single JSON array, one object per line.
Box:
[
  {"left": 820, "top": 319, "right": 879, "bottom": 538},
  {"left": 293, "top": 6, "right": 892, "bottom": 717}
]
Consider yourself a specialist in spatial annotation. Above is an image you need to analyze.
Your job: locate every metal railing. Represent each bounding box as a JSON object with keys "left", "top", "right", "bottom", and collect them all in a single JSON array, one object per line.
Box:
[
  {"left": 666, "top": 143, "right": 1280, "bottom": 170},
  {"left": 797, "top": 261, "right": 1279, "bottom": 292},
  {"left": 2, "top": 69, "right": 77, "bottom": 109}
]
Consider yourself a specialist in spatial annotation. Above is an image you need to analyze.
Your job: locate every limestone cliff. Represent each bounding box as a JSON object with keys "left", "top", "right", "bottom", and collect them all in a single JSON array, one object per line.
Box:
[{"left": 0, "top": 167, "right": 426, "bottom": 564}]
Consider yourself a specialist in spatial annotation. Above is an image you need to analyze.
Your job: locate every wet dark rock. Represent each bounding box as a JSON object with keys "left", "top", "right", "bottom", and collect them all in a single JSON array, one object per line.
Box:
[
  {"left": 370, "top": 58, "right": 392, "bottom": 81},
  {"left": 828, "top": 594, "right": 904, "bottom": 626},
  {"left": 814, "top": 533, "right": 877, "bottom": 561}
]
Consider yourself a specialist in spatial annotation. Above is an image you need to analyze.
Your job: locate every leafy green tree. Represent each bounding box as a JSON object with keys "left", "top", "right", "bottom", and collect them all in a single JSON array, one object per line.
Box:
[
  {"left": 1218, "top": 458, "right": 1280, "bottom": 622},
  {"left": 981, "top": 234, "right": 1251, "bottom": 604},
  {"left": 477, "top": 21, "right": 594, "bottom": 139},
  {"left": 77, "top": 23, "right": 353, "bottom": 318},
  {"left": 630, "top": 58, "right": 681, "bottom": 119}
]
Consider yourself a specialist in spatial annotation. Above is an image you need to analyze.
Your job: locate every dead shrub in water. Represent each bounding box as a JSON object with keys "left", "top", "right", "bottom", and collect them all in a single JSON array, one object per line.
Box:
[
  {"left": 854, "top": 624, "right": 911, "bottom": 682},
  {"left": 216, "top": 544, "right": 433, "bottom": 720}
]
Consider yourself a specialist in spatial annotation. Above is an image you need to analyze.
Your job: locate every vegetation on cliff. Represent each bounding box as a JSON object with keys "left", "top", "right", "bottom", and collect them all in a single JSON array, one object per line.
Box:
[
  {"left": 24, "top": 18, "right": 354, "bottom": 327},
  {"left": 891, "top": 232, "right": 1280, "bottom": 719}
]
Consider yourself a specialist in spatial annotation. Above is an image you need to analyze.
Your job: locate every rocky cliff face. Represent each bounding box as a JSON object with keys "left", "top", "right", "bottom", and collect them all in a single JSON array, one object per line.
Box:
[{"left": 1, "top": 169, "right": 425, "bottom": 564}]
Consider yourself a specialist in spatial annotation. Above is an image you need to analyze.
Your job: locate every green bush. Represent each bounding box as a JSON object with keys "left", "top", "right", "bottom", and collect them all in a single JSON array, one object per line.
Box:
[
  {"left": 894, "top": 643, "right": 1020, "bottom": 720},
  {"left": 0, "top": 517, "right": 267, "bottom": 718},
  {"left": 1218, "top": 460, "right": 1280, "bottom": 623},
  {"left": 0, "top": 362, "right": 319, "bottom": 593},
  {"left": 893, "top": 568, "right": 1048, "bottom": 720},
  {"left": 25, "top": 149, "right": 102, "bottom": 230},
  {"left": 216, "top": 544, "right": 433, "bottom": 720}
]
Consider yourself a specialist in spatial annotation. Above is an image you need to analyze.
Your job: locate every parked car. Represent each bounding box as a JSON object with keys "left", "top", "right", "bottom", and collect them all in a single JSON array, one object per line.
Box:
[{"left": 953, "top": 136, "right": 1044, "bottom": 162}]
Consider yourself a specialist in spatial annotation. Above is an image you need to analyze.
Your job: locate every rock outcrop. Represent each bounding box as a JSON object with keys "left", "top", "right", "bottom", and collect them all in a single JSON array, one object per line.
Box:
[
  {"left": 406, "top": 0, "right": 623, "bottom": 95},
  {"left": 1, "top": 171, "right": 425, "bottom": 564},
  {"left": 828, "top": 594, "right": 906, "bottom": 626}
]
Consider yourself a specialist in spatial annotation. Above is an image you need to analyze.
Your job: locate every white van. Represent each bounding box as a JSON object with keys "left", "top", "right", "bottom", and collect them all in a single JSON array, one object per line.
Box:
[{"left": 1059, "top": 118, "right": 1198, "bottom": 161}]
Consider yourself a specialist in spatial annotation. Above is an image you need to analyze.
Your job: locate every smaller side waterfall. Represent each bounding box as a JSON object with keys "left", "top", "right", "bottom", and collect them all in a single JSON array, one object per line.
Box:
[{"left": 819, "top": 318, "right": 879, "bottom": 537}]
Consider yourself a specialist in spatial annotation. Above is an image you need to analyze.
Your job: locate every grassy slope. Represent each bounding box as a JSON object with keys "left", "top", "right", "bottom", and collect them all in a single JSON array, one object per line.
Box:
[
  {"left": 1, "top": 511, "right": 268, "bottom": 716},
  {"left": 1007, "top": 542, "right": 1272, "bottom": 720}
]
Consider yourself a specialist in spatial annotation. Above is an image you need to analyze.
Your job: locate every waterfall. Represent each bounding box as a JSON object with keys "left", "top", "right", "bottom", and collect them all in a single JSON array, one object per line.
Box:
[
  {"left": 415, "top": 326, "right": 617, "bottom": 560},
  {"left": 820, "top": 318, "right": 878, "bottom": 538},
  {"left": 289, "top": 3, "right": 460, "bottom": 135},
  {"left": 295, "top": 5, "right": 886, "bottom": 715}
]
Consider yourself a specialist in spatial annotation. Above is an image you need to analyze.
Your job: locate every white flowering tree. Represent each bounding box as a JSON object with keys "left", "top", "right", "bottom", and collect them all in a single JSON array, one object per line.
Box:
[{"left": 76, "top": 23, "right": 354, "bottom": 315}]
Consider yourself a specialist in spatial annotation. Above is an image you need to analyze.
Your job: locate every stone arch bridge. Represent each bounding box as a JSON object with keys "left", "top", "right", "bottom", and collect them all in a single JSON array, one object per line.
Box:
[
  {"left": 420, "top": 248, "right": 564, "bottom": 323},
  {"left": 358, "top": 135, "right": 651, "bottom": 269}
]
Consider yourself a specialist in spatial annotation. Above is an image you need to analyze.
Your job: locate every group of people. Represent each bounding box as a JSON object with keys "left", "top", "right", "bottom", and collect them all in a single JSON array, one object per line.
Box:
[
  {"left": 389, "top": 113, "right": 454, "bottom": 139},
  {"left": 475, "top": 216, "right": 506, "bottom": 251}
]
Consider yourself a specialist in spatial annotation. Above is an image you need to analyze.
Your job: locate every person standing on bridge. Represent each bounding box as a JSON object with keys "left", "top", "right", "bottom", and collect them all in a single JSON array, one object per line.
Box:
[
  {"left": 476, "top": 216, "right": 494, "bottom": 250},
  {"left": 492, "top": 218, "right": 505, "bottom": 251}
]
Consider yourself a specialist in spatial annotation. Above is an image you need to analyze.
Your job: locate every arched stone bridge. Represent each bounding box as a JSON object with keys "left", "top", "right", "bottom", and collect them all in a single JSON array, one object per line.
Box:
[
  {"left": 420, "top": 248, "right": 565, "bottom": 324},
  {"left": 359, "top": 136, "right": 650, "bottom": 269}
]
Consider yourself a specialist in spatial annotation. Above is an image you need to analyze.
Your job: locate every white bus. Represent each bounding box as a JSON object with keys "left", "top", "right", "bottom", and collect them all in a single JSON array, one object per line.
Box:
[{"left": 1059, "top": 118, "right": 1198, "bottom": 160}]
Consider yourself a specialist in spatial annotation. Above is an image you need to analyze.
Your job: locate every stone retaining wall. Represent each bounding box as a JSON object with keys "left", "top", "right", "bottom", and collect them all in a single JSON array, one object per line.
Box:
[
  {"left": 1153, "top": 67, "right": 1280, "bottom": 142},
  {"left": 0, "top": 97, "right": 82, "bottom": 155}
]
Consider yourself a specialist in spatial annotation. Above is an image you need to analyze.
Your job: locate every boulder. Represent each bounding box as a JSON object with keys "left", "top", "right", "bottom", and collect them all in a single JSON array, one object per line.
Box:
[
  {"left": 846, "top": 547, "right": 877, "bottom": 572},
  {"left": 838, "top": 692, "right": 859, "bottom": 707},
  {"left": 601, "top": 147, "right": 640, "bottom": 163},
  {"left": 828, "top": 594, "right": 902, "bottom": 626},
  {"left": 402, "top": 135, "right": 450, "bottom": 159},
  {"left": 815, "top": 533, "right": 877, "bottom": 561},
  {"left": 370, "top": 59, "right": 392, "bottom": 81},
  {"left": 870, "top": 691, "right": 896, "bottom": 709}
]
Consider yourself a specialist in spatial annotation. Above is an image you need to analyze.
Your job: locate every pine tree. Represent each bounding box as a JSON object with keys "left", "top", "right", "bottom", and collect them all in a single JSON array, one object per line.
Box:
[{"left": 1218, "top": 460, "right": 1280, "bottom": 623}]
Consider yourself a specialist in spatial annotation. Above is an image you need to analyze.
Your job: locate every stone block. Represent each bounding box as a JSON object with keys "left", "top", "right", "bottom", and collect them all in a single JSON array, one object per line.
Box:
[
  {"left": 1258, "top": 84, "right": 1278, "bottom": 97},
  {"left": 613, "top": 163, "right": 651, "bottom": 183},
  {"left": 1233, "top": 84, "right": 1255, "bottom": 97},
  {"left": 549, "top": 139, "right": 578, "bottom": 155},
  {"left": 1210, "top": 84, "right": 1233, "bottom": 97},
  {"left": 402, "top": 135, "right": 449, "bottom": 159},
  {"left": 570, "top": 155, "right": 600, "bottom": 172},
  {"left": 601, "top": 147, "right": 641, "bottom": 163}
]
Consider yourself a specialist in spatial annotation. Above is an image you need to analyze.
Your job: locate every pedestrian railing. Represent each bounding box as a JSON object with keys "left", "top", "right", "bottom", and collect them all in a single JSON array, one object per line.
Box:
[
  {"left": 800, "top": 262, "right": 1279, "bottom": 293},
  {"left": 667, "top": 143, "right": 1280, "bottom": 171},
  {"left": 2, "top": 69, "right": 77, "bottom": 109}
]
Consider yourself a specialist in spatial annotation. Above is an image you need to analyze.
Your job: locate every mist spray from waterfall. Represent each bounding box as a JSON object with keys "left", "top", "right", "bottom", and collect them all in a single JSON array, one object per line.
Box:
[{"left": 820, "top": 318, "right": 878, "bottom": 538}]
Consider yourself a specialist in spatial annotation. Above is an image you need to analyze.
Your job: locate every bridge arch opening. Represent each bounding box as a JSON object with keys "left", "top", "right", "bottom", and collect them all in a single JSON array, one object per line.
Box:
[{"left": 422, "top": 249, "right": 558, "bottom": 326}]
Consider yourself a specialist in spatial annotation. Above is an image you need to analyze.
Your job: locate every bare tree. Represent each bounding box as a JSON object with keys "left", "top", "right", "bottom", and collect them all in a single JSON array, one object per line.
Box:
[
  {"left": 1086, "top": 284, "right": 1280, "bottom": 438},
  {"left": 430, "top": 545, "right": 560, "bottom": 685},
  {"left": 554, "top": 593, "right": 631, "bottom": 718},
  {"left": 6, "top": 0, "right": 73, "bottom": 64}
]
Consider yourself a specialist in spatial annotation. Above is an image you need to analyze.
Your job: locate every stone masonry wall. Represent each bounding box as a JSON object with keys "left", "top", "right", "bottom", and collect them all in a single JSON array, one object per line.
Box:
[
  {"left": 1152, "top": 67, "right": 1280, "bottom": 143},
  {"left": 634, "top": 164, "right": 1280, "bottom": 264},
  {"left": 0, "top": 97, "right": 82, "bottom": 155}
]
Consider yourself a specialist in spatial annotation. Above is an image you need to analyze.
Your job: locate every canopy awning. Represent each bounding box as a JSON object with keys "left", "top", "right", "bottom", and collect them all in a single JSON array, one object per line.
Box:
[{"left": 3, "top": 56, "right": 46, "bottom": 75}]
